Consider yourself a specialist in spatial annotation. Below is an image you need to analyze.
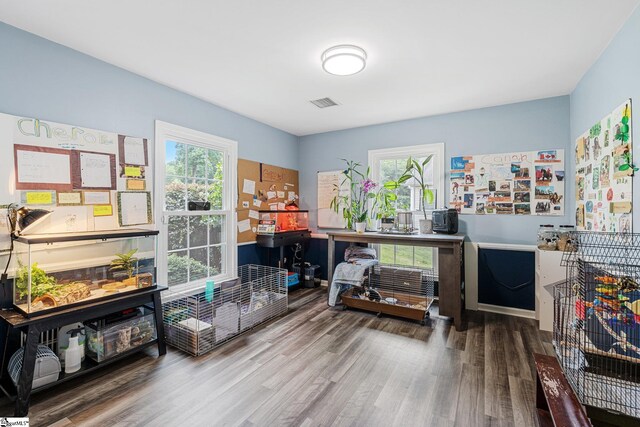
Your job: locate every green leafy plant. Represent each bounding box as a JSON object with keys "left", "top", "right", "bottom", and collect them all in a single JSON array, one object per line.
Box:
[
  {"left": 615, "top": 104, "right": 637, "bottom": 173},
  {"left": 15, "top": 262, "right": 59, "bottom": 301},
  {"left": 330, "top": 160, "right": 375, "bottom": 228},
  {"left": 384, "top": 155, "right": 434, "bottom": 219},
  {"left": 376, "top": 190, "right": 398, "bottom": 219},
  {"left": 110, "top": 249, "right": 139, "bottom": 278}
]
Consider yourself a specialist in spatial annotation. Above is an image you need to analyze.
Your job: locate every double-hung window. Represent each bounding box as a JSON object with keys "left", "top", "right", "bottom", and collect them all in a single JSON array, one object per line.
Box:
[
  {"left": 155, "top": 121, "right": 237, "bottom": 291},
  {"left": 368, "top": 143, "right": 444, "bottom": 271}
]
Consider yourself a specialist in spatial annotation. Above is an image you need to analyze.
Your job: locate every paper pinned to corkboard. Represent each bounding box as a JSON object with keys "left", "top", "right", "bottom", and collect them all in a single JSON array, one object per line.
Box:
[{"left": 237, "top": 159, "right": 299, "bottom": 243}]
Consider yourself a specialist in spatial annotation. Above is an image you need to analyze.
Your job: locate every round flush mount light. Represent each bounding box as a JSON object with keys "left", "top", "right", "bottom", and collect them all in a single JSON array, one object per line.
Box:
[{"left": 321, "top": 45, "right": 367, "bottom": 76}]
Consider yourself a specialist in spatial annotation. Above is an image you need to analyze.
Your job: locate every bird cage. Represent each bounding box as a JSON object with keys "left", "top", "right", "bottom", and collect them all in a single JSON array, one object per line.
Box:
[
  {"left": 554, "top": 232, "right": 640, "bottom": 421},
  {"left": 163, "top": 265, "right": 287, "bottom": 356}
]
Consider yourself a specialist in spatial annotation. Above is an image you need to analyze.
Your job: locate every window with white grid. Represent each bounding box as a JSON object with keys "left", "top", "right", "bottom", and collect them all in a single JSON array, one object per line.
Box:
[
  {"left": 155, "top": 121, "right": 237, "bottom": 290},
  {"left": 369, "top": 143, "right": 444, "bottom": 271}
]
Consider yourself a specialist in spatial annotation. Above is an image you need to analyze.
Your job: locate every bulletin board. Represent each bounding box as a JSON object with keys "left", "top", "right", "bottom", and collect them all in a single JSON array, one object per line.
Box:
[
  {"left": 575, "top": 99, "right": 633, "bottom": 232},
  {"left": 236, "top": 159, "right": 299, "bottom": 243},
  {"left": 450, "top": 149, "right": 565, "bottom": 215},
  {"left": 0, "top": 113, "right": 154, "bottom": 251}
]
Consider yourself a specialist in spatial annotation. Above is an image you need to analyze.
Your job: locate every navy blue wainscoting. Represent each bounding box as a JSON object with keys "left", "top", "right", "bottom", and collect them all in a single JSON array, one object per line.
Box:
[
  {"left": 237, "top": 238, "right": 350, "bottom": 280},
  {"left": 478, "top": 248, "right": 535, "bottom": 310}
]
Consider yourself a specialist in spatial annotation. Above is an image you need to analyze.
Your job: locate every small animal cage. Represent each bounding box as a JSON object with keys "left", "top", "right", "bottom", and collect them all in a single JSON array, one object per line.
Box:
[
  {"left": 163, "top": 265, "right": 287, "bottom": 356},
  {"left": 340, "top": 264, "right": 435, "bottom": 325},
  {"left": 555, "top": 232, "right": 640, "bottom": 420}
]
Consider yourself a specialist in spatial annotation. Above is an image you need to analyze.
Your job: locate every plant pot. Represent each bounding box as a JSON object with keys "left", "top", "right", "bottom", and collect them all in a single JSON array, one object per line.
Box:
[
  {"left": 381, "top": 218, "right": 395, "bottom": 231},
  {"left": 355, "top": 222, "right": 367, "bottom": 234},
  {"left": 419, "top": 218, "right": 433, "bottom": 234}
]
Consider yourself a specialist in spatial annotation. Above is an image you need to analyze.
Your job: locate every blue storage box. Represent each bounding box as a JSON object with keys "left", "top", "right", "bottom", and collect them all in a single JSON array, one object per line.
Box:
[{"left": 287, "top": 272, "right": 299, "bottom": 287}]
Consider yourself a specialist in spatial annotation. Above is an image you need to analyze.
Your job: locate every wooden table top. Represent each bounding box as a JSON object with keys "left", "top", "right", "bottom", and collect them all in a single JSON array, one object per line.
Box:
[{"left": 326, "top": 230, "right": 465, "bottom": 244}]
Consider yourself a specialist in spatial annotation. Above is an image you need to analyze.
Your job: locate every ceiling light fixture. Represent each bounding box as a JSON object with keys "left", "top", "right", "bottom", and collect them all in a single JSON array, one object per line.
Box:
[{"left": 321, "top": 45, "right": 367, "bottom": 76}]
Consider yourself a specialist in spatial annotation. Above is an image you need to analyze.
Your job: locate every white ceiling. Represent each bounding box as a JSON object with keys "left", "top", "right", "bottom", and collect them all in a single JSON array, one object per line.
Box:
[{"left": 1, "top": 1, "right": 639, "bottom": 136}]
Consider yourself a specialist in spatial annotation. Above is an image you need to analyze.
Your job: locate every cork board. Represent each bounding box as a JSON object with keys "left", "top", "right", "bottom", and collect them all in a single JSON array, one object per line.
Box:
[{"left": 237, "top": 159, "right": 299, "bottom": 243}]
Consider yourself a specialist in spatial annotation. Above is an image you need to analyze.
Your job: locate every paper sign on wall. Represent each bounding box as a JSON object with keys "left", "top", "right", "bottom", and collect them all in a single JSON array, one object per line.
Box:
[
  {"left": 15, "top": 146, "right": 72, "bottom": 188},
  {"left": 117, "top": 191, "right": 152, "bottom": 226},
  {"left": 80, "top": 152, "right": 113, "bottom": 188},
  {"left": 237, "top": 219, "right": 251, "bottom": 233},
  {"left": 243, "top": 179, "right": 256, "bottom": 195},
  {"left": 24, "top": 191, "right": 55, "bottom": 205},
  {"left": 57, "top": 191, "right": 82, "bottom": 206},
  {"left": 124, "top": 166, "right": 142, "bottom": 177},
  {"left": 93, "top": 205, "right": 113, "bottom": 217},
  {"left": 121, "top": 136, "right": 148, "bottom": 166}
]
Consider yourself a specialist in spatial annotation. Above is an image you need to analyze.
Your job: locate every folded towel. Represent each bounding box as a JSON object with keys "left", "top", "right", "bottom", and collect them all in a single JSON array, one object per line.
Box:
[
  {"left": 344, "top": 245, "right": 377, "bottom": 262},
  {"left": 328, "top": 259, "right": 378, "bottom": 306}
]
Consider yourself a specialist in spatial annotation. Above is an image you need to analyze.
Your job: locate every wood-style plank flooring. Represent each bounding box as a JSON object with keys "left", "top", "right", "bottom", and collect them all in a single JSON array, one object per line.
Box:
[{"left": 0, "top": 289, "right": 554, "bottom": 426}]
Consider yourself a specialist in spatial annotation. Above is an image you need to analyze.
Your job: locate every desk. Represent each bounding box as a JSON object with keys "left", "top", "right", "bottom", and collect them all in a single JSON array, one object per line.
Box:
[
  {"left": 327, "top": 231, "right": 465, "bottom": 330},
  {"left": 0, "top": 286, "right": 167, "bottom": 416}
]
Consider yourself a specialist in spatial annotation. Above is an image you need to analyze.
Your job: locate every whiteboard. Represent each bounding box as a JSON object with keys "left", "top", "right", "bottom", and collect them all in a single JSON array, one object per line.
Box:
[{"left": 317, "top": 170, "right": 349, "bottom": 229}]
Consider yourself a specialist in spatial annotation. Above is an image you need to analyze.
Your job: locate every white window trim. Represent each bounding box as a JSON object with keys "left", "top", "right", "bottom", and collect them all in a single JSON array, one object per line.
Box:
[
  {"left": 368, "top": 143, "right": 445, "bottom": 274},
  {"left": 368, "top": 143, "right": 445, "bottom": 213},
  {"left": 155, "top": 120, "right": 238, "bottom": 292}
]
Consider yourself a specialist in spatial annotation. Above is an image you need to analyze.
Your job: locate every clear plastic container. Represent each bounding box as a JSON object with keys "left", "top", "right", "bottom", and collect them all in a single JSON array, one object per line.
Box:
[
  {"left": 556, "top": 225, "right": 576, "bottom": 252},
  {"left": 537, "top": 225, "right": 558, "bottom": 251},
  {"left": 85, "top": 307, "right": 157, "bottom": 362}
]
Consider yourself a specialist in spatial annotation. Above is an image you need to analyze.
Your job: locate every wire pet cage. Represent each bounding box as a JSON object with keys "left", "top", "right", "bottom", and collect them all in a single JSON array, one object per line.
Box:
[
  {"left": 555, "top": 232, "right": 640, "bottom": 421},
  {"left": 340, "top": 264, "right": 435, "bottom": 325},
  {"left": 163, "top": 265, "right": 288, "bottom": 356}
]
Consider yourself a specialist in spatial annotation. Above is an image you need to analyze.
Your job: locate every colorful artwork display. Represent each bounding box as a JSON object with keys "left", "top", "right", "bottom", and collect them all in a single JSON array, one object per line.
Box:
[
  {"left": 450, "top": 150, "right": 565, "bottom": 215},
  {"left": 575, "top": 100, "right": 633, "bottom": 232}
]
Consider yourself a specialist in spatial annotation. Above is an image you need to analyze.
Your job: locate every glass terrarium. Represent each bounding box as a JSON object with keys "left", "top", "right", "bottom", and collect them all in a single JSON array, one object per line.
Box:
[
  {"left": 257, "top": 210, "right": 309, "bottom": 235},
  {"left": 12, "top": 229, "right": 158, "bottom": 317}
]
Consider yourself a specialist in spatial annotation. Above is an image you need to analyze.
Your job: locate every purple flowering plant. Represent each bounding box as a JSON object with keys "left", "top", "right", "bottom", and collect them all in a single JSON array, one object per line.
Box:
[{"left": 330, "top": 159, "right": 397, "bottom": 229}]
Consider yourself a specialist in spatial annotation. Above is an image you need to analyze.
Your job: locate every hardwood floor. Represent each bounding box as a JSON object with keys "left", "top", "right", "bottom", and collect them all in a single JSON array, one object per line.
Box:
[{"left": 0, "top": 288, "right": 554, "bottom": 427}]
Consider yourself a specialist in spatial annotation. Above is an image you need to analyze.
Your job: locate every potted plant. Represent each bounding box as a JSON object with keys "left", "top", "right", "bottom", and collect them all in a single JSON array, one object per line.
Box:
[
  {"left": 330, "top": 160, "right": 377, "bottom": 233},
  {"left": 372, "top": 186, "right": 397, "bottom": 230},
  {"left": 110, "top": 249, "right": 139, "bottom": 287},
  {"left": 384, "top": 155, "right": 435, "bottom": 234}
]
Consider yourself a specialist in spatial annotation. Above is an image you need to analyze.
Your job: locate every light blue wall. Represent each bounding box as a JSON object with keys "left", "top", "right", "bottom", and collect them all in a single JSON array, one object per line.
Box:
[
  {"left": 298, "top": 96, "right": 571, "bottom": 244},
  {"left": 570, "top": 5, "right": 640, "bottom": 226},
  {"left": 0, "top": 22, "right": 298, "bottom": 169}
]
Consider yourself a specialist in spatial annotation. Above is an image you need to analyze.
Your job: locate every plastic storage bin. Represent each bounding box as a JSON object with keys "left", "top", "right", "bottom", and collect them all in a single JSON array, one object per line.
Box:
[
  {"left": 287, "top": 272, "right": 299, "bottom": 287},
  {"left": 85, "top": 307, "right": 157, "bottom": 362},
  {"left": 293, "top": 263, "right": 320, "bottom": 288}
]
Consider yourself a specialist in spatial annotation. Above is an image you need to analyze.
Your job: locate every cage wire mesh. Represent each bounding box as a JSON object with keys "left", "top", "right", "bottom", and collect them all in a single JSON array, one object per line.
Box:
[
  {"left": 162, "top": 264, "right": 288, "bottom": 356},
  {"left": 341, "top": 263, "right": 435, "bottom": 324},
  {"left": 554, "top": 231, "right": 640, "bottom": 419}
]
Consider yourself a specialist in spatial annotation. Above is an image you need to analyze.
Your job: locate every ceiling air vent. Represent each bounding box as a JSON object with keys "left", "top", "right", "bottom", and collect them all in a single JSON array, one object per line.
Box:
[{"left": 310, "top": 97, "right": 339, "bottom": 108}]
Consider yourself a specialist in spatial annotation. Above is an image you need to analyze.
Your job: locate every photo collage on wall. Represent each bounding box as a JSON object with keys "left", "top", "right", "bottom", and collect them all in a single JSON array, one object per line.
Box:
[
  {"left": 575, "top": 99, "right": 633, "bottom": 232},
  {"left": 450, "top": 149, "right": 565, "bottom": 215}
]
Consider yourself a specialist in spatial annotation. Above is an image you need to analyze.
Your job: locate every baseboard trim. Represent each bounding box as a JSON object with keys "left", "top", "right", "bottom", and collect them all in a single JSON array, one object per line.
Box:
[{"left": 477, "top": 303, "right": 536, "bottom": 319}]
